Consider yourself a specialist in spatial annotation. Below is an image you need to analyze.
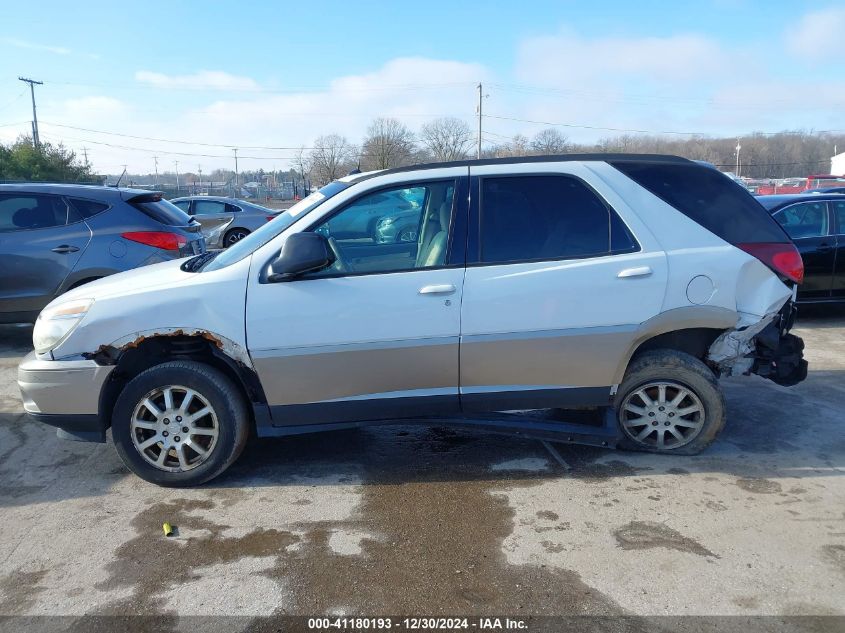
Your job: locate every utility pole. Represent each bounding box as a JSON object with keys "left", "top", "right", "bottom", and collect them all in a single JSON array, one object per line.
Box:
[
  {"left": 18, "top": 77, "right": 43, "bottom": 149},
  {"left": 174, "top": 160, "right": 180, "bottom": 192},
  {"left": 82, "top": 147, "right": 89, "bottom": 167},
  {"left": 198, "top": 165, "right": 202, "bottom": 195},
  {"left": 233, "top": 148, "right": 239, "bottom": 194},
  {"left": 476, "top": 82, "right": 483, "bottom": 159},
  {"left": 153, "top": 156, "right": 159, "bottom": 187},
  {"left": 735, "top": 140, "right": 742, "bottom": 178}
]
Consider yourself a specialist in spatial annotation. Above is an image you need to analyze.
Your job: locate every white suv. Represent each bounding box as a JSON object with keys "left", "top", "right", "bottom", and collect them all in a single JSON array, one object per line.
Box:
[{"left": 18, "top": 155, "right": 808, "bottom": 486}]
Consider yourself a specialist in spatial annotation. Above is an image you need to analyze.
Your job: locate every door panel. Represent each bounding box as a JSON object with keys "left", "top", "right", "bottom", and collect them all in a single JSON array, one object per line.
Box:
[
  {"left": 248, "top": 268, "right": 465, "bottom": 424},
  {"left": 773, "top": 202, "right": 834, "bottom": 299},
  {"left": 0, "top": 194, "right": 91, "bottom": 315},
  {"left": 832, "top": 200, "right": 845, "bottom": 298},
  {"left": 460, "top": 167, "right": 667, "bottom": 410},
  {"left": 246, "top": 176, "right": 467, "bottom": 425}
]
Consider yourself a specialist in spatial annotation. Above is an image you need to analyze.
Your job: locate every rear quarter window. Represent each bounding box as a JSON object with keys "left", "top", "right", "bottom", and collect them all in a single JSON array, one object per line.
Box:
[
  {"left": 68, "top": 197, "right": 110, "bottom": 218},
  {"left": 612, "top": 162, "right": 789, "bottom": 244}
]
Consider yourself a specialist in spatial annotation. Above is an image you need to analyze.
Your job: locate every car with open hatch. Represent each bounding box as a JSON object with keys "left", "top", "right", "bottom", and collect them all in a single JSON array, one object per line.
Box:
[
  {"left": 18, "top": 155, "right": 808, "bottom": 486},
  {"left": 170, "top": 195, "right": 280, "bottom": 248}
]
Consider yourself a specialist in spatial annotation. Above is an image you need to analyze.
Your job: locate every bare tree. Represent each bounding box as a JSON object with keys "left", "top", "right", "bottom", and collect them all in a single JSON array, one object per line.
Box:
[
  {"left": 494, "top": 134, "right": 529, "bottom": 157},
  {"left": 309, "top": 134, "right": 357, "bottom": 185},
  {"left": 530, "top": 128, "right": 569, "bottom": 155},
  {"left": 360, "top": 117, "right": 416, "bottom": 170},
  {"left": 293, "top": 146, "right": 312, "bottom": 195},
  {"left": 419, "top": 117, "right": 474, "bottom": 162}
]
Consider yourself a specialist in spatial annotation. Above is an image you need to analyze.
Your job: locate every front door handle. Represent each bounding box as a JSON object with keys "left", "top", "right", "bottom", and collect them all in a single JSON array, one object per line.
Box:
[
  {"left": 419, "top": 284, "right": 456, "bottom": 295},
  {"left": 51, "top": 245, "right": 80, "bottom": 254},
  {"left": 617, "top": 266, "right": 652, "bottom": 279},
  {"left": 817, "top": 243, "right": 833, "bottom": 253}
]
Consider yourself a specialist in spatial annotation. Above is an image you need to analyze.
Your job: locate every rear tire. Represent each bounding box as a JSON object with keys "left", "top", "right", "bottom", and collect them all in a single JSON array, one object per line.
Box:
[
  {"left": 614, "top": 349, "right": 726, "bottom": 455},
  {"left": 112, "top": 361, "right": 250, "bottom": 486},
  {"left": 223, "top": 228, "right": 250, "bottom": 247}
]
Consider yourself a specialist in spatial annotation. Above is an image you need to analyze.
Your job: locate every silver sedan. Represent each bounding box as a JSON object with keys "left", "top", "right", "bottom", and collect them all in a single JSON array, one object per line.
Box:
[{"left": 170, "top": 196, "right": 280, "bottom": 248}]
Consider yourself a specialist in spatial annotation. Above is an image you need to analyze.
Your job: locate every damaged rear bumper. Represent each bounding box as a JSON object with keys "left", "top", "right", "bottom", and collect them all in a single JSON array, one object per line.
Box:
[{"left": 708, "top": 302, "right": 807, "bottom": 386}]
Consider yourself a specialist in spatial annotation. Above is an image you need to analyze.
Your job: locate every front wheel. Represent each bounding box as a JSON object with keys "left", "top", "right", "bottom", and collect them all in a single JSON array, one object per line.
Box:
[
  {"left": 614, "top": 350, "right": 726, "bottom": 455},
  {"left": 112, "top": 361, "right": 250, "bottom": 486}
]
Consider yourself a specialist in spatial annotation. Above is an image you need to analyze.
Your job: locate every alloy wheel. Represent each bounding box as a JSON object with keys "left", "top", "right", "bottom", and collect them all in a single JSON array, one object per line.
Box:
[
  {"left": 619, "top": 381, "right": 705, "bottom": 450},
  {"left": 130, "top": 385, "right": 219, "bottom": 472}
]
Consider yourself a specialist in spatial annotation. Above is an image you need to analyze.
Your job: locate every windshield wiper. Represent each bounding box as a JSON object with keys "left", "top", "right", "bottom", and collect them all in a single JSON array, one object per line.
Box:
[{"left": 180, "top": 250, "right": 220, "bottom": 272}]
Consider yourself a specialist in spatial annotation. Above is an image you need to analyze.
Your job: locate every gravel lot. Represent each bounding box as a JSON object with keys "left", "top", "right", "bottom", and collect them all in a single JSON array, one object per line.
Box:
[{"left": 1, "top": 309, "right": 844, "bottom": 622}]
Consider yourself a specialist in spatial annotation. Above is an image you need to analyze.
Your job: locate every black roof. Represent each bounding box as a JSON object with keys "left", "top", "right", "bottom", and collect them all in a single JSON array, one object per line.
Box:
[{"left": 350, "top": 153, "right": 694, "bottom": 182}]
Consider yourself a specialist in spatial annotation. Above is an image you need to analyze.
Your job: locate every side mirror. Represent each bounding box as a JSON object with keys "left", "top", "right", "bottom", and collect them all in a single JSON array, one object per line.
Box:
[{"left": 268, "top": 232, "right": 335, "bottom": 282}]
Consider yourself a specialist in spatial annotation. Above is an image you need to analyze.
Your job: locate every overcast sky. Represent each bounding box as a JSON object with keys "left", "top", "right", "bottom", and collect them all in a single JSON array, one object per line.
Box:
[{"left": 1, "top": 0, "right": 844, "bottom": 174}]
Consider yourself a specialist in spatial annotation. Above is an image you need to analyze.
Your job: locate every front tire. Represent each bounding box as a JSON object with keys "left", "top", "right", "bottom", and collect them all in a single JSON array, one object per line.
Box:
[
  {"left": 112, "top": 361, "right": 250, "bottom": 486},
  {"left": 614, "top": 349, "right": 726, "bottom": 455}
]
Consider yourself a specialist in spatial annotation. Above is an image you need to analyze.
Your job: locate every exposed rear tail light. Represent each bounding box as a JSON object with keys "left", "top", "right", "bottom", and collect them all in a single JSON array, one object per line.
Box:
[
  {"left": 266, "top": 215, "right": 276, "bottom": 222},
  {"left": 738, "top": 242, "right": 804, "bottom": 284},
  {"left": 121, "top": 231, "right": 187, "bottom": 251}
]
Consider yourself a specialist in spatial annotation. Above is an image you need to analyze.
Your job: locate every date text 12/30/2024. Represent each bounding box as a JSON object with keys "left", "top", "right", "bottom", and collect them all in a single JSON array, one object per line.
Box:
[{"left": 307, "top": 617, "right": 529, "bottom": 630}]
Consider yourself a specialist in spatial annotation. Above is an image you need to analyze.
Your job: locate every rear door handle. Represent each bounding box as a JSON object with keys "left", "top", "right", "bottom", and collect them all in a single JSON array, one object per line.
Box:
[
  {"left": 51, "top": 245, "right": 80, "bottom": 254},
  {"left": 617, "top": 266, "right": 652, "bottom": 279},
  {"left": 419, "top": 284, "right": 456, "bottom": 295}
]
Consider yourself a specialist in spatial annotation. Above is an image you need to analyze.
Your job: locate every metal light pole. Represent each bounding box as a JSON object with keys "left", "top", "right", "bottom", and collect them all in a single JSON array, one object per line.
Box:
[
  {"left": 736, "top": 141, "right": 741, "bottom": 178},
  {"left": 174, "top": 160, "right": 180, "bottom": 192},
  {"left": 233, "top": 148, "right": 239, "bottom": 195}
]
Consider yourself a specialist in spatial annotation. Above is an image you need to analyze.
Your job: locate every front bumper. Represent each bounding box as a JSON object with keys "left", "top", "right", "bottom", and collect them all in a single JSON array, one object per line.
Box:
[{"left": 18, "top": 351, "right": 114, "bottom": 442}]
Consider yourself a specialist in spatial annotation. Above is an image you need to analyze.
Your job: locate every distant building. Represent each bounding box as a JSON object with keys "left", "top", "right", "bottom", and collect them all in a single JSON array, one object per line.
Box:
[{"left": 832, "top": 152, "right": 845, "bottom": 177}]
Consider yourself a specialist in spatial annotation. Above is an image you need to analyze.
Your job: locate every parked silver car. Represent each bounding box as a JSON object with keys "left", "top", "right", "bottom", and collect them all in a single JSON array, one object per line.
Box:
[
  {"left": 0, "top": 184, "right": 205, "bottom": 324},
  {"left": 170, "top": 196, "right": 280, "bottom": 248}
]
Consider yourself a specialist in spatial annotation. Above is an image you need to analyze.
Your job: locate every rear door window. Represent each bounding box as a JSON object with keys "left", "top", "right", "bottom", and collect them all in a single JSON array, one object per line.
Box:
[
  {"left": 773, "top": 202, "right": 830, "bottom": 239},
  {"left": 0, "top": 194, "right": 69, "bottom": 231},
  {"left": 833, "top": 200, "right": 845, "bottom": 235},
  {"left": 612, "top": 161, "right": 789, "bottom": 244},
  {"left": 172, "top": 200, "right": 192, "bottom": 212},
  {"left": 193, "top": 200, "right": 228, "bottom": 215},
  {"left": 479, "top": 175, "right": 637, "bottom": 264}
]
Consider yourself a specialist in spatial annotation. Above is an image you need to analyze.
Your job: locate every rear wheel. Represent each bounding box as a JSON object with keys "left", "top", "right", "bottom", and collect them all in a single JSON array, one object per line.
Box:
[
  {"left": 112, "top": 361, "right": 249, "bottom": 486},
  {"left": 614, "top": 350, "right": 725, "bottom": 455},
  {"left": 223, "top": 228, "right": 249, "bottom": 247}
]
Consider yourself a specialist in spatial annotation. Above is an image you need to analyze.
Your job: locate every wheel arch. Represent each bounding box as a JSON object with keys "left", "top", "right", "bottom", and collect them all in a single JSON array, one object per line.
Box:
[
  {"left": 612, "top": 306, "right": 738, "bottom": 384},
  {"left": 96, "top": 331, "right": 266, "bottom": 433}
]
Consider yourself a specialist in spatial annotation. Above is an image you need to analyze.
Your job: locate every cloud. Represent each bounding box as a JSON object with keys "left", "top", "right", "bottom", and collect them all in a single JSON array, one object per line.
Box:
[
  {"left": 1, "top": 37, "right": 71, "bottom": 56},
  {"left": 786, "top": 7, "right": 845, "bottom": 61},
  {"left": 135, "top": 70, "right": 261, "bottom": 92},
  {"left": 515, "top": 29, "right": 735, "bottom": 86}
]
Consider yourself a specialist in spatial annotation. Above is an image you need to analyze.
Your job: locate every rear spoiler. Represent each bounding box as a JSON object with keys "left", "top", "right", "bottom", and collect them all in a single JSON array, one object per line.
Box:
[{"left": 122, "top": 191, "right": 166, "bottom": 203}]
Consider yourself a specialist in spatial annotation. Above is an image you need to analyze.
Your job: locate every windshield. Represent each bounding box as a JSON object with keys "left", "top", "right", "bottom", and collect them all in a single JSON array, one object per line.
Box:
[{"left": 202, "top": 181, "right": 350, "bottom": 272}]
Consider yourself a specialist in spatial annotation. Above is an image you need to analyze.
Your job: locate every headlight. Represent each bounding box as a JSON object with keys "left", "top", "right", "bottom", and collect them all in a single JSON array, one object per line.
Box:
[{"left": 33, "top": 299, "right": 94, "bottom": 354}]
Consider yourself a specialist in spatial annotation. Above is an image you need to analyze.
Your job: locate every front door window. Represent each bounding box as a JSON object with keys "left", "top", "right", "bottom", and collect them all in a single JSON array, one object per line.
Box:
[{"left": 309, "top": 181, "right": 455, "bottom": 277}]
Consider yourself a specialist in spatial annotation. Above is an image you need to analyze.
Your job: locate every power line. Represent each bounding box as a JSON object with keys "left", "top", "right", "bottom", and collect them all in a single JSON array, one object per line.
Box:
[
  {"left": 39, "top": 121, "right": 321, "bottom": 149},
  {"left": 40, "top": 78, "right": 477, "bottom": 94}
]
